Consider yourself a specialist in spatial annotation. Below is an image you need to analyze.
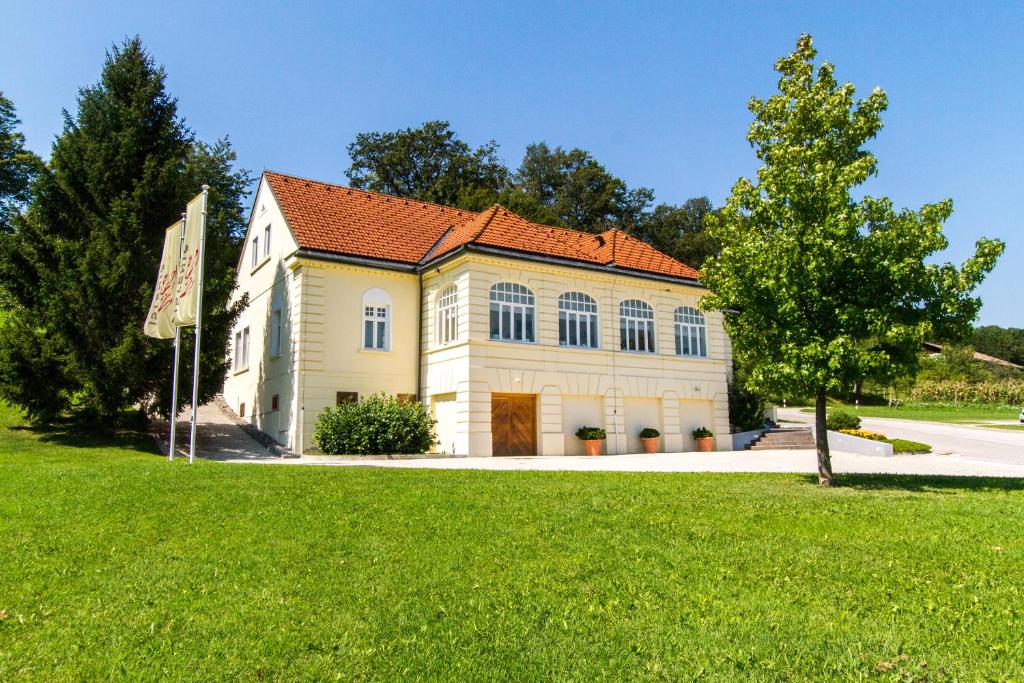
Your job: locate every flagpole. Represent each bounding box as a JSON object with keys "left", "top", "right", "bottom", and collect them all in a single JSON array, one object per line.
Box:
[
  {"left": 168, "top": 214, "right": 187, "bottom": 461},
  {"left": 188, "top": 186, "right": 209, "bottom": 464}
]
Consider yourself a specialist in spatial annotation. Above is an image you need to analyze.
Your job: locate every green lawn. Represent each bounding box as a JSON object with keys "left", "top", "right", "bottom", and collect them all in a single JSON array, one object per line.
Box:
[
  {"left": 800, "top": 402, "right": 1019, "bottom": 423},
  {"left": 2, "top": 404, "right": 1023, "bottom": 680},
  {"left": 979, "top": 424, "right": 1024, "bottom": 431}
]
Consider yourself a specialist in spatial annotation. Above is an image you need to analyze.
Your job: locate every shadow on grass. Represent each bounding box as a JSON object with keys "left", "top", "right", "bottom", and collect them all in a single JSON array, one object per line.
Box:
[
  {"left": 9, "top": 417, "right": 159, "bottom": 453},
  {"left": 800, "top": 472, "right": 1024, "bottom": 493}
]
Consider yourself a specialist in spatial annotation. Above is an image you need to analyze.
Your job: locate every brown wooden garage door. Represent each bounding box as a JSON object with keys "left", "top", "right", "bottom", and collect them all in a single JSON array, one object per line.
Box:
[{"left": 491, "top": 393, "right": 537, "bottom": 456}]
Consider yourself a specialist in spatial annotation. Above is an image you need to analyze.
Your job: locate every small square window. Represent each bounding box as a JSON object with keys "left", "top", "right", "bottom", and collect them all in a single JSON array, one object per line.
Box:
[{"left": 336, "top": 391, "right": 358, "bottom": 406}]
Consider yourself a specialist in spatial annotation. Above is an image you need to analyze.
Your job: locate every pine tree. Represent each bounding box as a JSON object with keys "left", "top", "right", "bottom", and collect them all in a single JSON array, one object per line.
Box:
[{"left": 0, "top": 37, "right": 249, "bottom": 425}]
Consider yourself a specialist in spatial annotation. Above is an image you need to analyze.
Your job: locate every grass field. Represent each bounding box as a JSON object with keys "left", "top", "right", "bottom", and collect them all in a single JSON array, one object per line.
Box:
[
  {"left": 2, "top": 403, "right": 1023, "bottom": 680},
  {"left": 799, "top": 402, "right": 1019, "bottom": 424}
]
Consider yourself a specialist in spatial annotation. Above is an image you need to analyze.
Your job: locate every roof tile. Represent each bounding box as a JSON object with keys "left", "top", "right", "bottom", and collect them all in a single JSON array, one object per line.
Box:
[{"left": 264, "top": 171, "right": 700, "bottom": 281}]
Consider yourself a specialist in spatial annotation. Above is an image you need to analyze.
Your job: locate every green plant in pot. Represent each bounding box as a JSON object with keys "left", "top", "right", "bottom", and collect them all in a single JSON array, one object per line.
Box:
[
  {"left": 575, "top": 426, "right": 606, "bottom": 456},
  {"left": 692, "top": 426, "right": 715, "bottom": 453},
  {"left": 639, "top": 427, "right": 660, "bottom": 454}
]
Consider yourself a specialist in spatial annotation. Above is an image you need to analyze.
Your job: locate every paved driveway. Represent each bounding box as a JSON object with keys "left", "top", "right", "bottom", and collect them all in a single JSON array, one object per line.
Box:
[
  {"left": 158, "top": 401, "right": 1024, "bottom": 478},
  {"left": 778, "top": 408, "right": 1024, "bottom": 466}
]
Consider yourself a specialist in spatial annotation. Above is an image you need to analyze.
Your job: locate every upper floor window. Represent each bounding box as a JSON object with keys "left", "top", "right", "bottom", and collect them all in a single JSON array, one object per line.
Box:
[
  {"left": 234, "top": 326, "right": 250, "bottom": 371},
  {"left": 619, "top": 299, "right": 655, "bottom": 353},
  {"left": 675, "top": 306, "right": 707, "bottom": 357},
  {"left": 558, "top": 292, "right": 599, "bottom": 349},
  {"left": 263, "top": 224, "right": 271, "bottom": 257},
  {"left": 361, "top": 288, "right": 391, "bottom": 351},
  {"left": 269, "top": 304, "right": 283, "bottom": 357},
  {"left": 251, "top": 235, "right": 259, "bottom": 268},
  {"left": 489, "top": 282, "right": 535, "bottom": 342},
  {"left": 436, "top": 285, "right": 458, "bottom": 345}
]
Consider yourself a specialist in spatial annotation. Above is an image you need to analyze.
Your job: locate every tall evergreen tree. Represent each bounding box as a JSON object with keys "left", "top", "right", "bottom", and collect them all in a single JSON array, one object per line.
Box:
[{"left": 0, "top": 37, "right": 249, "bottom": 424}]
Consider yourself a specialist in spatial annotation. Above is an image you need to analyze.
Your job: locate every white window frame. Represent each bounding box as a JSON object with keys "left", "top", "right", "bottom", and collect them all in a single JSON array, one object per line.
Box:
[
  {"left": 674, "top": 306, "right": 707, "bottom": 358},
  {"left": 263, "top": 224, "right": 271, "bottom": 257},
  {"left": 619, "top": 299, "right": 656, "bottom": 353},
  {"left": 489, "top": 282, "right": 535, "bottom": 343},
  {"left": 234, "top": 326, "right": 250, "bottom": 371},
  {"left": 558, "top": 291, "right": 599, "bottom": 349},
  {"left": 436, "top": 285, "right": 458, "bottom": 345},
  {"left": 251, "top": 236, "right": 258, "bottom": 268},
  {"left": 269, "top": 305, "right": 283, "bottom": 358},
  {"left": 361, "top": 288, "right": 391, "bottom": 351}
]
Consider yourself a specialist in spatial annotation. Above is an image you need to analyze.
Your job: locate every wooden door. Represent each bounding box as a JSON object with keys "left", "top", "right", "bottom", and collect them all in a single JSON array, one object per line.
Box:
[{"left": 491, "top": 393, "right": 537, "bottom": 456}]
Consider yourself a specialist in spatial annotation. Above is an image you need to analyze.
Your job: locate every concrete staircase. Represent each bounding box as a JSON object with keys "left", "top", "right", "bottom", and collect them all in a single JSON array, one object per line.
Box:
[{"left": 746, "top": 427, "right": 815, "bottom": 450}]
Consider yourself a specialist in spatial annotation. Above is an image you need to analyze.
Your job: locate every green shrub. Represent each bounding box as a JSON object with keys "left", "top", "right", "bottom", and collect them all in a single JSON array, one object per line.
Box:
[
  {"left": 313, "top": 394, "right": 436, "bottom": 455},
  {"left": 639, "top": 427, "right": 660, "bottom": 439},
  {"left": 692, "top": 426, "right": 713, "bottom": 439},
  {"left": 888, "top": 438, "right": 932, "bottom": 454},
  {"left": 825, "top": 411, "right": 861, "bottom": 431},
  {"left": 575, "top": 426, "right": 606, "bottom": 440}
]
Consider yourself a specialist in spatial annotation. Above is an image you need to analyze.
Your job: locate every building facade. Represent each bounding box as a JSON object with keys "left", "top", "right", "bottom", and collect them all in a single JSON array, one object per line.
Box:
[{"left": 223, "top": 171, "right": 732, "bottom": 455}]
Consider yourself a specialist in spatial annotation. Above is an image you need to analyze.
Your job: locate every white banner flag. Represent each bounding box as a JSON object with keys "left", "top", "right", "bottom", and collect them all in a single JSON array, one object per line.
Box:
[
  {"left": 173, "top": 192, "right": 205, "bottom": 326},
  {"left": 144, "top": 223, "right": 183, "bottom": 339}
]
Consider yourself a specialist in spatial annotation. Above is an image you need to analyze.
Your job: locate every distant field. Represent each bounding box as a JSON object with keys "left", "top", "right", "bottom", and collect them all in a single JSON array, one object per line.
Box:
[
  {"left": 2, "top": 402, "right": 1023, "bottom": 680},
  {"left": 799, "top": 402, "right": 1018, "bottom": 424}
]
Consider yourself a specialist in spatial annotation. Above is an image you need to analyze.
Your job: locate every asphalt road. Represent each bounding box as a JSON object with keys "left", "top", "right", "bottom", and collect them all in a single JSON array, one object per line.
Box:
[{"left": 778, "top": 408, "right": 1024, "bottom": 466}]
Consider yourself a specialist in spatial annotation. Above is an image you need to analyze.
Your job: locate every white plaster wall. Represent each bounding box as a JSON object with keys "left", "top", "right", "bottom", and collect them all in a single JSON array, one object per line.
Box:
[
  {"left": 222, "top": 176, "right": 300, "bottom": 447},
  {"left": 562, "top": 396, "right": 605, "bottom": 455},
  {"left": 423, "top": 253, "right": 732, "bottom": 456},
  {"left": 431, "top": 393, "right": 458, "bottom": 455},
  {"left": 624, "top": 397, "right": 663, "bottom": 454},
  {"left": 678, "top": 398, "right": 715, "bottom": 452}
]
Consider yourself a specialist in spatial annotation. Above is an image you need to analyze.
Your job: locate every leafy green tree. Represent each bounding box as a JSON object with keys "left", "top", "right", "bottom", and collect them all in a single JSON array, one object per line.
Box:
[
  {"left": 515, "top": 142, "right": 653, "bottom": 232},
  {"left": 0, "top": 93, "right": 42, "bottom": 233},
  {"left": 0, "top": 37, "right": 249, "bottom": 425},
  {"left": 346, "top": 121, "right": 507, "bottom": 207},
  {"left": 639, "top": 197, "right": 720, "bottom": 270},
  {"left": 701, "top": 35, "right": 1003, "bottom": 485},
  {"left": 973, "top": 325, "right": 1024, "bottom": 366}
]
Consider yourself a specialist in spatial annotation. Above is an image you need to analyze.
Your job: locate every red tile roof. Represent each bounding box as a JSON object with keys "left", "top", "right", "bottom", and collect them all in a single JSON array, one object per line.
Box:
[{"left": 264, "top": 171, "right": 700, "bottom": 281}]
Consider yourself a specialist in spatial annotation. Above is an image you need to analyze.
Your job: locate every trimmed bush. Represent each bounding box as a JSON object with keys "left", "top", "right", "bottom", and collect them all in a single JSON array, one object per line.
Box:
[
  {"left": 692, "top": 426, "right": 713, "bottom": 439},
  {"left": 575, "top": 426, "right": 606, "bottom": 440},
  {"left": 639, "top": 427, "right": 660, "bottom": 439},
  {"left": 313, "top": 394, "right": 436, "bottom": 455},
  {"left": 825, "top": 411, "right": 861, "bottom": 431}
]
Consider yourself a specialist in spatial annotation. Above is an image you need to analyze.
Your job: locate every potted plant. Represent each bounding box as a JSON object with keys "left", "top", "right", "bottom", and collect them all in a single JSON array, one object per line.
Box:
[
  {"left": 692, "top": 426, "right": 714, "bottom": 452},
  {"left": 639, "top": 427, "right": 660, "bottom": 454},
  {"left": 575, "top": 426, "right": 606, "bottom": 456}
]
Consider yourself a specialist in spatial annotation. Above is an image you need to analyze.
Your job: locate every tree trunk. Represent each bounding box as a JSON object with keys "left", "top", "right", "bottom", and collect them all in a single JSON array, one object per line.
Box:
[{"left": 815, "top": 388, "right": 833, "bottom": 486}]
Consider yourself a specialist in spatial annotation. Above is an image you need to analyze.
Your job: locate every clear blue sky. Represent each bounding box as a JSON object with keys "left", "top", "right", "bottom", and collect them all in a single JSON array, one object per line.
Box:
[{"left": 2, "top": 1, "right": 1019, "bottom": 326}]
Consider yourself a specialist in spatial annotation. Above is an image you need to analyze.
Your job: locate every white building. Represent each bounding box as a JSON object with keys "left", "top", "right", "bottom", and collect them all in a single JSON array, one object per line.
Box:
[{"left": 223, "top": 171, "right": 732, "bottom": 455}]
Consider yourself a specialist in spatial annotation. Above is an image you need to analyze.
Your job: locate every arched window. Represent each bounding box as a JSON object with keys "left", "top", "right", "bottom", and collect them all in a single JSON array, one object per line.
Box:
[
  {"left": 436, "top": 285, "right": 458, "bottom": 345},
  {"left": 362, "top": 288, "right": 391, "bottom": 351},
  {"left": 489, "top": 282, "right": 535, "bottom": 342},
  {"left": 674, "top": 306, "right": 707, "bottom": 357},
  {"left": 558, "top": 292, "right": 599, "bottom": 349},
  {"left": 619, "top": 299, "right": 655, "bottom": 353}
]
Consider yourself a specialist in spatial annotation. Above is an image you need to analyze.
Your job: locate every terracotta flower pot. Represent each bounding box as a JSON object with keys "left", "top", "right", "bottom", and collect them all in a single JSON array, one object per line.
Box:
[
  {"left": 641, "top": 437, "right": 659, "bottom": 454},
  {"left": 582, "top": 439, "right": 603, "bottom": 456},
  {"left": 695, "top": 436, "right": 714, "bottom": 453}
]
